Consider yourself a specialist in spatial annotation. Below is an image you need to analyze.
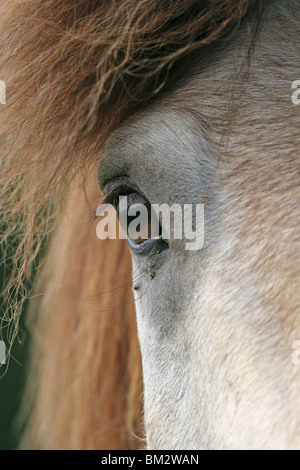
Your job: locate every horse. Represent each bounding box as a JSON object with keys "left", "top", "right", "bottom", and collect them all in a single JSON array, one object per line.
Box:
[{"left": 0, "top": 0, "right": 300, "bottom": 450}]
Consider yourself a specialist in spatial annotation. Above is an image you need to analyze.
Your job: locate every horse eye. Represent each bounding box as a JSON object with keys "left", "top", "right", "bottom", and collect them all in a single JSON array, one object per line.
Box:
[
  {"left": 101, "top": 185, "right": 168, "bottom": 255},
  {"left": 117, "top": 192, "right": 153, "bottom": 244}
]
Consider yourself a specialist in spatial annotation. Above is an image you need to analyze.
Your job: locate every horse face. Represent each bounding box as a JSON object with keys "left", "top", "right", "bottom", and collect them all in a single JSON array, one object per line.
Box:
[{"left": 98, "top": 1, "right": 300, "bottom": 449}]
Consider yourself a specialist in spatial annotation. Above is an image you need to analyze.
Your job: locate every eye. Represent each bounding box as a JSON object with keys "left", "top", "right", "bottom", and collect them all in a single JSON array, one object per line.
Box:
[
  {"left": 117, "top": 192, "right": 152, "bottom": 244},
  {"left": 103, "top": 184, "right": 169, "bottom": 255}
]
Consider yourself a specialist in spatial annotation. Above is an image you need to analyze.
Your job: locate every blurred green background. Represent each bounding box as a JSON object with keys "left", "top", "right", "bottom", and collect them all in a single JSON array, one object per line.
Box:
[{"left": 0, "top": 272, "right": 29, "bottom": 450}]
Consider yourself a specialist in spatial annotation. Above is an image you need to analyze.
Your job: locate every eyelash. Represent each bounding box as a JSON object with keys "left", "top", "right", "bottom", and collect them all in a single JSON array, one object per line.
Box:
[
  {"left": 102, "top": 184, "right": 140, "bottom": 207},
  {"left": 90, "top": 185, "right": 134, "bottom": 224}
]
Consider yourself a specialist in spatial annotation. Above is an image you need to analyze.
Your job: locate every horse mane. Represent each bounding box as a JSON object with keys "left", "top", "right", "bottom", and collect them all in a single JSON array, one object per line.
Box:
[
  {"left": 0, "top": 0, "right": 265, "bottom": 449},
  {"left": 22, "top": 191, "right": 143, "bottom": 449}
]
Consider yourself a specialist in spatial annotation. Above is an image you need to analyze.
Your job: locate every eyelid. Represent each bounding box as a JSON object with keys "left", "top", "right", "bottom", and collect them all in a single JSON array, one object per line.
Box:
[{"left": 102, "top": 183, "right": 139, "bottom": 207}]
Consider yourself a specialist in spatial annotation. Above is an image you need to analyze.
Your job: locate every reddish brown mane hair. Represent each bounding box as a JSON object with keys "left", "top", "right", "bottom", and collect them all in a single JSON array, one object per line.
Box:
[{"left": 0, "top": 0, "right": 265, "bottom": 450}]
